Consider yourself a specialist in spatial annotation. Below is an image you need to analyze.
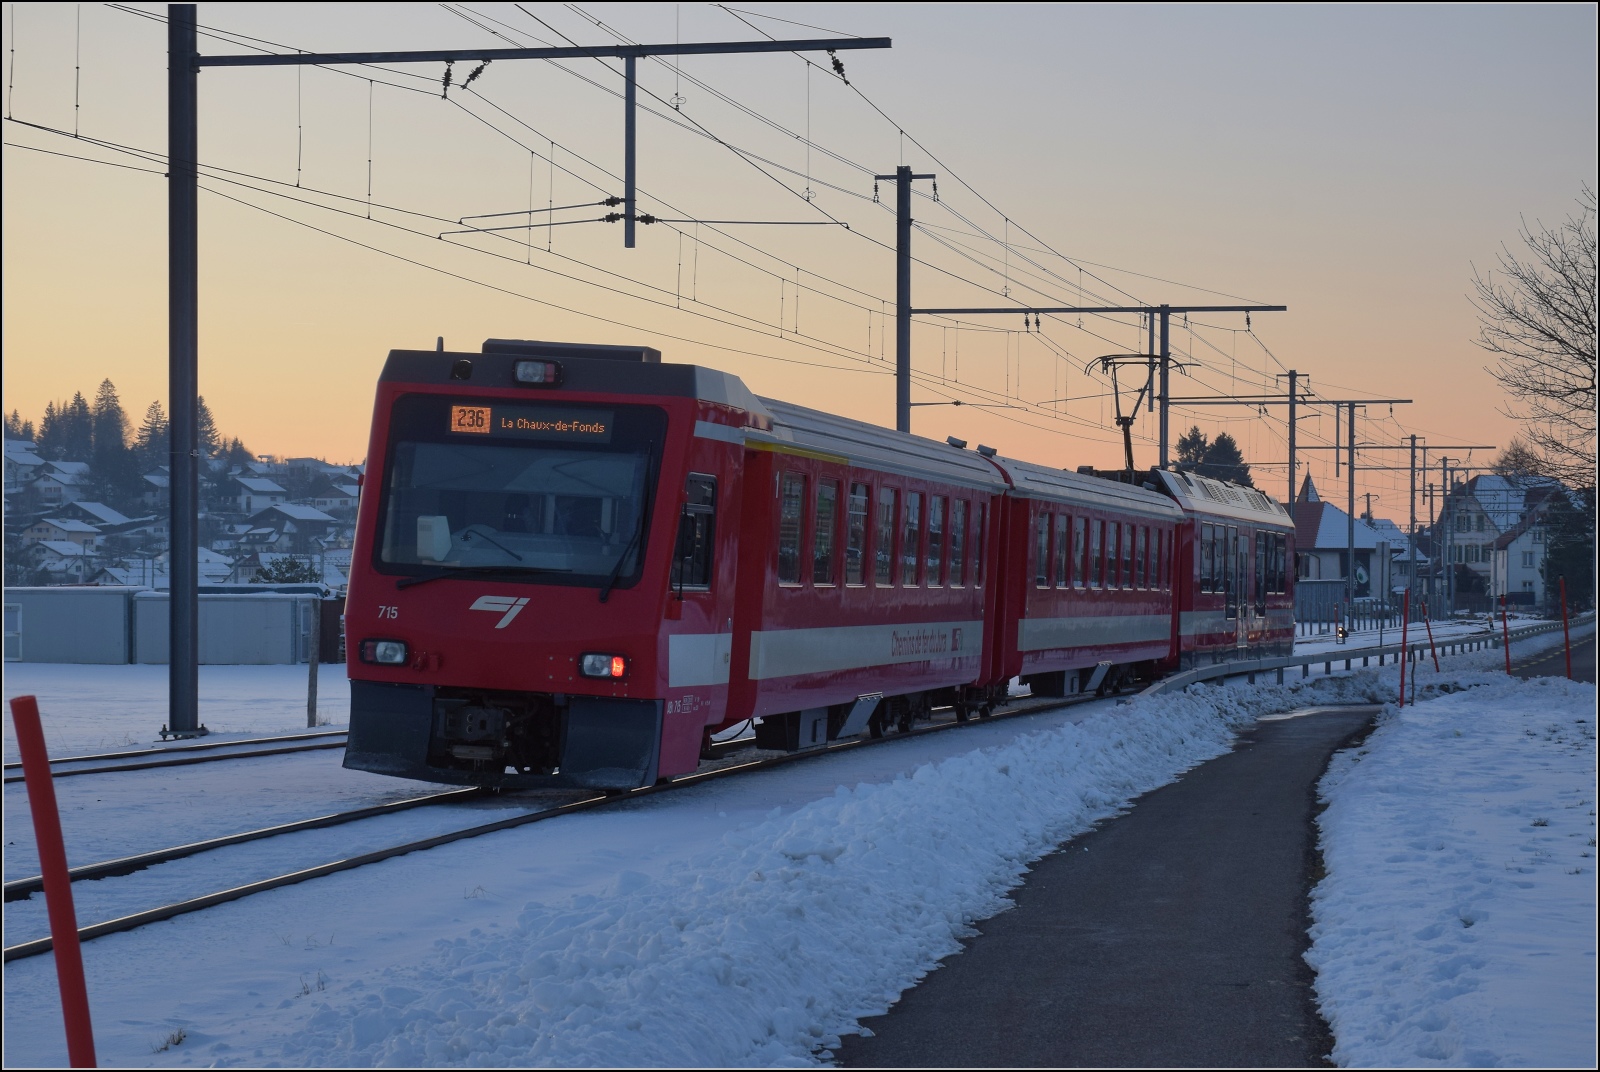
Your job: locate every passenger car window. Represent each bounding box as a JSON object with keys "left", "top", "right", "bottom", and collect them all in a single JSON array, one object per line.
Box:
[
  {"left": 902, "top": 492, "right": 922, "bottom": 586},
  {"left": 813, "top": 480, "right": 839, "bottom": 585},
  {"left": 778, "top": 472, "right": 805, "bottom": 585},
  {"left": 949, "top": 500, "right": 967, "bottom": 587},
  {"left": 875, "top": 488, "right": 897, "bottom": 586},
  {"left": 845, "top": 483, "right": 869, "bottom": 586}
]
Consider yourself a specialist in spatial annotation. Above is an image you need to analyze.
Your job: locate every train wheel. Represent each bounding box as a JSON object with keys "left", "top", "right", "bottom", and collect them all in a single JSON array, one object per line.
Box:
[{"left": 954, "top": 702, "right": 971, "bottom": 723}]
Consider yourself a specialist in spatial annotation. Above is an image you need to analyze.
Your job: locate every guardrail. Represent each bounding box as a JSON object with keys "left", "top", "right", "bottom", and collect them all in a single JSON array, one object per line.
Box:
[{"left": 1141, "top": 612, "right": 1595, "bottom": 698}]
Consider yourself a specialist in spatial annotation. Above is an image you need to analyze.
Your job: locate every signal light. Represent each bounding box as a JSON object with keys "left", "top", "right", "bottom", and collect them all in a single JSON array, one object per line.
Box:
[
  {"left": 360, "top": 639, "right": 408, "bottom": 665},
  {"left": 579, "top": 653, "right": 627, "bottom": 679},
  {"left": 513, "top": 359, "right": 563, "bottom": 386}
]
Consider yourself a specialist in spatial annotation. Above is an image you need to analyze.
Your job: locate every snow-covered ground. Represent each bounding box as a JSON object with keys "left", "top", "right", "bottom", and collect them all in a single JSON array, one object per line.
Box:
[
  {"left": 2, "top": 623, "right": 1593, "bottom": 1067},
  {"left": 2, "top": 663, "right": 352, "bottom": 764},
  {"left": 1293, "top": 615, "right": 1507, "bottom": 656},
  {"left": 1308, "top": 672, "right": 1596, "bottom": 1067}
]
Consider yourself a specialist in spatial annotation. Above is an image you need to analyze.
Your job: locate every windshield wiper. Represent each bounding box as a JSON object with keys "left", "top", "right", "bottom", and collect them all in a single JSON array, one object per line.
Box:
[
  {"left": 396, "top": 565, "right": 569, "bottom": 591},
  {"left": 599, "top": 446, "right": 656, "bottom": 604}
]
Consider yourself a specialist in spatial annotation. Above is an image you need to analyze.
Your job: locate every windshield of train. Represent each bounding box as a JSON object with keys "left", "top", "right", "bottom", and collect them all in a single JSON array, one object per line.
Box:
[{"left": 375, "top": 395, "right": 667, "bottom": 589}]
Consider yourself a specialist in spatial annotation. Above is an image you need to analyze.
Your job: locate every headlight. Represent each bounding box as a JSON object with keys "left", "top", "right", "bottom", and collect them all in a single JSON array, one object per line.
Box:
[
  {"left": 579, "top": 653, "right": 627, "bottom": 679},
  {"left": 360, "top": 639, "right": 408, "bottom": 665}
]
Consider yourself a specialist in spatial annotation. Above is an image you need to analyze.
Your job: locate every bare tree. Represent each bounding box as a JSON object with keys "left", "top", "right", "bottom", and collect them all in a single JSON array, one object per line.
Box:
[
  {"left": 1471, "top": 185, "right": 1597, "bottom": 488},
  {"left": 1491, "top": 438, "right": 1548, "bottom": 489}
]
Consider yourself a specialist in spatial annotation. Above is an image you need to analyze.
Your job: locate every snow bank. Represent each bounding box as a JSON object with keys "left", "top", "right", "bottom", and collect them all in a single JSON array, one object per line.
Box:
[
  {"left": 271, "top": 675, "right": 1390, "bottom": 1067},
  {"left": 1307, "top": 675, "right": 1597, "bottom": 1067}
]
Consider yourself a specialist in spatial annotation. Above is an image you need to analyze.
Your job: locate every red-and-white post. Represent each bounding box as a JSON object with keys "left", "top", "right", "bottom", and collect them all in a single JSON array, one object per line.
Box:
[
  {"left": 1399, "top": 589, "right": 1410, "bottom": 707},
  {"left": 1560, "top": 576, "right": 1573, "bottom": 680},
  {"left": 1422, "top": 600, "right": 1440, "bottom": 672},
  {"left": 9, "top": 696, "right": 97, "bottom": 1067},
  {"left": 1500, "top": 596, "right": 1512, "bottom": 674}
]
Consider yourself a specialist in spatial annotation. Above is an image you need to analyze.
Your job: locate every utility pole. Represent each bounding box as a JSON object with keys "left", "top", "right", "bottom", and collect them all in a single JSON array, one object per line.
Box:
[
  {"left": 873, "top": 166, "right": 935, "bottom": 432},
  {"left": 1347, "top": 402, "right": 1358, "bottom": 610},
  {"left": 1158, "top": 307, "right": 1171, "bottom": 467},
  {"left": 166, "top": 4, "right": 200, "bottom": 737},
  {"left": 1408, "top": 435, "right": 1417, "bottom": 601},
  {"left": 1441, "top": 457, "right": 1455, "bottom": 615},
  {"left": 1275, "top": 369, "right": 1304, "bottom": 508},
  {"left": 163, "top": 3, "right": 888, "bottom": 736}
]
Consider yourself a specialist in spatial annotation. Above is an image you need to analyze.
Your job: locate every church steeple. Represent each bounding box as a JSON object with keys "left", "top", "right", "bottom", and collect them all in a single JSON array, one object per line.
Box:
[{"left": 1299, "top": 472, "right": 1320, "bottom": 503}]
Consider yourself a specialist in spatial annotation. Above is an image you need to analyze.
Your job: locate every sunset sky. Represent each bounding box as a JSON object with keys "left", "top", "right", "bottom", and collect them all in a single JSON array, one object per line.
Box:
[{"left": 3, "top": 3, "right": 1595, "bottom": 523}]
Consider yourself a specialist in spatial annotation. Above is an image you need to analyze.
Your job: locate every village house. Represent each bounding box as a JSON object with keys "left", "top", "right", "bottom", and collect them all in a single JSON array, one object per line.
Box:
[
  {"left": 30, "top": 460, "right": 91, "bottom": 505},
  {"left": 22, "top": 516, "right": 101, "bottom": 549},
  {"left": 229, "top": 476, "right": 288, "bottom": 514}
]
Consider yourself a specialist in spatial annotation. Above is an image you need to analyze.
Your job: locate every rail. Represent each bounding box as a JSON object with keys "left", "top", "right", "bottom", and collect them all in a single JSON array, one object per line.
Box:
[{"left": 8, "top": 618, "right": 1588, "bottom": 961}]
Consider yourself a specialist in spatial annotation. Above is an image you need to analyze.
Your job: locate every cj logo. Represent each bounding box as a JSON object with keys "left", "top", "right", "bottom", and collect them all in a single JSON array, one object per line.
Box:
[{"left": 470, "top": 595, "right": 530, "bottom": 629}]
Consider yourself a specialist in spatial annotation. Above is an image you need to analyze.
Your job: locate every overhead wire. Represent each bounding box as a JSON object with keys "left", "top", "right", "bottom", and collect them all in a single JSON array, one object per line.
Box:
[{"left": 44, "top": 5, "right": 1287, "bottom": 451}]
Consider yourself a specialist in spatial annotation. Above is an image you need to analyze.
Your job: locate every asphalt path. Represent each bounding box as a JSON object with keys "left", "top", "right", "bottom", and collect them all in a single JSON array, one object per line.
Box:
[
  {"left": 837, "top": 705, "right": 1379, "bottom": 1069},
  {"left": 1510, "top": 632, "right": 1596, "bottom": 683}
]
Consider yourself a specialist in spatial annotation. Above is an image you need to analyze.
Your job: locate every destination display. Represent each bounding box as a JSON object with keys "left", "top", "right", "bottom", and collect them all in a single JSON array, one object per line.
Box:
[{"left": 447, "top": 403, "right": 614, "bottom": 443}]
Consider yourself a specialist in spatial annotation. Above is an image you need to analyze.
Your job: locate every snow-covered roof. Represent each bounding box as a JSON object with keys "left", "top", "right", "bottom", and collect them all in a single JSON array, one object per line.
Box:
[
  {"left": 66, "top": 501, "right": 132, "bottom": 526},
  {"left": 1367, "top": 518, "right": 1407, "bottom": 543},
  {"left": 35, "top": 517, "right": 100, "bottom": 534},
  {"left": 235, "top": 476, "right": 286, "bottom": 494},
  {"left": 1463, "top": 474, "right": 1563, "bottom": 533},
  {"left": 249, "top": 502, "right": 337, "bottom": 524},
  {"left": 36, "top": 540, "right": 88, "bottom": 557},
  {"left": 1293, "top": 499, "right": 1390, "bottom": 551}
]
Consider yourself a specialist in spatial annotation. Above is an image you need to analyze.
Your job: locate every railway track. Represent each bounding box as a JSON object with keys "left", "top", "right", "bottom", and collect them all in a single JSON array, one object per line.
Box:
[
  {"left": 3, "top": 689, "right": 1101, "bottom": 963},
  {"left": 1, "top": 729, "right": 349, "bottom": 784}
]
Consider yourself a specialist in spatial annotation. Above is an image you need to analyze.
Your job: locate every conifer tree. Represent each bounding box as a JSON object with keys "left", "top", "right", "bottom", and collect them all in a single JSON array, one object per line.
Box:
[
  {"left": 1200, "top": 432, "right": 1254, "bottom": 488},
  {"left": 1175, "top": 426, "right": 1209, "bottom": 472},
  {"left": 92, "top": 379, "right": 130, "bottom": 466},
  {"left": 196, "top": 395, "right": 220, "bottom": 458},
  {"left": 63, "top": 392, "right": 94, "bottom": 460},
  {"left": 36, "top": 400, "right": 63, "bottom": 459},
  {"left": 134, "top": 400, "right": 169, "bottom": 469}
]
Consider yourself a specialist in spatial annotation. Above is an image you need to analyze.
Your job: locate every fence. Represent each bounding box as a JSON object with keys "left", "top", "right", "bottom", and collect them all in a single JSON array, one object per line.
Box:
[
  {"left": 1145, "top": 612, "right": 1594, "bottom": 697},
  {"left": 1296, "top": 580, "right": 1406, "bottom": 637},
  {"left": 2, "top": 586, "right": 343, "bottom": 664}
]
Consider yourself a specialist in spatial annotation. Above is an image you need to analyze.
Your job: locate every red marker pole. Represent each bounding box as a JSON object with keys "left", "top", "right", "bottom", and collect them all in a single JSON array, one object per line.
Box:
[
  {"left": 1500, "top": 596, "right": 1512, "bottom": 674},
  {"left": 9, "top": 696, "right": 97, "bottom": 1068},
  {"left": 1422, "top": 600, "right": 1440, "bottom": 672},
  {"left": 1399, "top": 589, "right": 1410, "bottom": 707},
  {"left": 1560, "top": 577, "right": 1572, "bottom": 680}
]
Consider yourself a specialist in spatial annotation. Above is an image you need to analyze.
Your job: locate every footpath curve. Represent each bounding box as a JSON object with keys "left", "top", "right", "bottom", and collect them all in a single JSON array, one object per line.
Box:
[{"left": 838, "top": 705, "right": 1379, "bottom": 1068}]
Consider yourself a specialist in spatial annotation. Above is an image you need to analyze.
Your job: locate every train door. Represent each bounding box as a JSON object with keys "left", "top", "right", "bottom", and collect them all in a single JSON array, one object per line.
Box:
[
  {"left": 661, "top": 468, "right": 734, "bottom": 773},
  {"left": 1250, "top": 530, "right": 1268, "bottom": 644},
  {"left": 1228, "top": 525, "right": 1247, "bottom": 649}
]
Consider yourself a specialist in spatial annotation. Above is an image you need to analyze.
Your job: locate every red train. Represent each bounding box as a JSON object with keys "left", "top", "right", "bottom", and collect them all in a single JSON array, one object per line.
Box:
[{"left": 343, "top": 340, "right": 1293, "bottom": 790}]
